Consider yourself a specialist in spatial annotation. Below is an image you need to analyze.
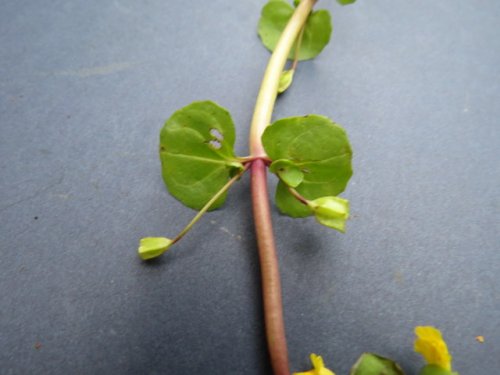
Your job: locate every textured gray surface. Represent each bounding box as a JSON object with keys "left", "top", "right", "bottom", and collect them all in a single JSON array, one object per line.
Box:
[{"left": 1, "top": 1, "right": 499, "bottom": 374}]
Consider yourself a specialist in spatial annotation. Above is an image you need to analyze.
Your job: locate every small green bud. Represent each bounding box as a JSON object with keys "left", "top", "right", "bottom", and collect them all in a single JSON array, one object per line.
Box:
[
  {"left": 138, "top": 237, "right": 173, "bottom": 260},
  {"left": 419, "top": 365, "right": 459, "bottom": 375},
  {"left": 269, "top": 159, "right": 304, "bottom": 187},
  {"left": 309, "top": 196, "right": 349, "bottom": 232},
  {"left": 278, "top": 69, "right": 294, "bottom": 94},
  {"left": 337, "top": 0, "right": 356, "bottom": 5},
  {"left": 228, "top": 161, "right": 245, "bottom": 177},
  {"left": 350, "top": 353, "right": 405, "bottom": 375}
]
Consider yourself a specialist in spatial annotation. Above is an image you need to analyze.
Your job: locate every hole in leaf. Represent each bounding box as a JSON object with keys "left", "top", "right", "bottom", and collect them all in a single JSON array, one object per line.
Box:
[
  {"left": 209, "top": 139, "right": 222, "bottom": 149},
  {"left": 210, "top": 128, "right": 223, "bottom": 141}
]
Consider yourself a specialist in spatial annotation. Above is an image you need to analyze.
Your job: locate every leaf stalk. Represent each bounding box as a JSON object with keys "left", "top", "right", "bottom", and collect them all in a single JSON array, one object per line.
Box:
[
  {"left": 287, "top": 186, "right": 309, "bottom": 206},
  {"left": 171, "top": 165, "right": 249, "bottom": 245}
]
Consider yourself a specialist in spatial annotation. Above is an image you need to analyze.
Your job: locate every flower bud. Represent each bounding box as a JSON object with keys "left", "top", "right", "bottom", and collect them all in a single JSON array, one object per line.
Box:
[
  {"left": 278, "top": 69, "right": 295, "bottom": 94},
  {"left": 293, "top": 353, "right": 335, "bottom": 375},
  {"left": 309, "top": 196, "right": 349, "bottom": 233},
  {"left": 270, "top": 159, "right": 304, "bottom": 187},
  {"left": 138, "top": 237, "right": 173, "bottom": 260},
  {"left": 414, "top": 326, "right": 456, "bottom": 374}
]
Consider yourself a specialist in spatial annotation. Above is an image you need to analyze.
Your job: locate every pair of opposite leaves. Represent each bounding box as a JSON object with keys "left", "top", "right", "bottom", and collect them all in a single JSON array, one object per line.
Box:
[
  {"left": 260, "top": 0, "right": 355, "bottom": 92},
  {"left": 258, "top": 0, "right": 357, "bottom": 61},
  {"left": 160, "top": 0, "right": 353, "bottom": 229},
  {"left": 159, "top": 100, "right": 352, "bottom": 229}
]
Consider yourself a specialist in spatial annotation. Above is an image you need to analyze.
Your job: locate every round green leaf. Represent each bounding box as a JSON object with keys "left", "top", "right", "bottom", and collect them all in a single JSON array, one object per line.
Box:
[
  {"left": 350, "top": 353, "right": 406, "bottom": 375},
  {"left": 262, "top": 115, "right": 353, "bottom": 217},
  {"left": 257, "top": 0, "right": 332, "bottom": 61},
  {"left": 160, "top": 101, "right": 243, "bottom": 210}
]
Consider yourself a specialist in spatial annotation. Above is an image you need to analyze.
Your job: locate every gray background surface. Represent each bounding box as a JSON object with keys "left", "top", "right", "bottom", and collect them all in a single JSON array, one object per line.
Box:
[{"left": 1, "top": 0, "right": 499, "bottom": 374}]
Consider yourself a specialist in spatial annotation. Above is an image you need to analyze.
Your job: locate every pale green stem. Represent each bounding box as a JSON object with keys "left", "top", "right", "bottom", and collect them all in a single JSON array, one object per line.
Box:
[
  {"left": 172, "top": 165, "right": 249, "bottom": 244},
  {"left": 249, "top": 0, "right": 317, "bottom": 157}
]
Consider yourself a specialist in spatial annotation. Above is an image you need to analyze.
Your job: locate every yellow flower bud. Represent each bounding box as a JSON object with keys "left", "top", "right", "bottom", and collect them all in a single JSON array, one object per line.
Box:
[
  {"left": 414, "top": 326, "right": 452, "bottom": 371},
  {"left": 293, "top": 353, "right": 335, "bottom": 375}
]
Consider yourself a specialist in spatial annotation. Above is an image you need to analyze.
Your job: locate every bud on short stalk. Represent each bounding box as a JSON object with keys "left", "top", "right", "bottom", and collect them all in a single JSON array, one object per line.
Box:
[
  {"left": 138, "top": 237, "right": 173, "bottom": 260},
  {"left": 308, "top": 196, "right": 350, "bottom": 233}
]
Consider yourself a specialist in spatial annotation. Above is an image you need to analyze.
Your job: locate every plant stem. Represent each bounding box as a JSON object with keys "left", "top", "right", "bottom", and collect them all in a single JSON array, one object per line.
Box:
[
  {"left": 251, "top": 159, "right": 288, "bottom": 374},
  {"left": 172, "top": 165, "right": 249, "bottom": 245},
  {"left": 238, "top": 155, "right": 272, "bottom": 165},
  {"left": 249, "top": 0, "right": 317, "bottom": 157},
  {"left": 249, "top": 1, "right": 317, "bottom": 374}
]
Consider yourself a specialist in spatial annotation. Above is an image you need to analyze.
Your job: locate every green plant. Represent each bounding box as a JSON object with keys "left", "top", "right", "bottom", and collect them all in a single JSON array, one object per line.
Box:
[{"left": 138, "top": 1, "right": 459, "bottom": 374}]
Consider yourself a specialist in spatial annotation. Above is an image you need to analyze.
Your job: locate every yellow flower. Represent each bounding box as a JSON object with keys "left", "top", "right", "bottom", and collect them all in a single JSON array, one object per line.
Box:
[
  {"left": 293, "top": 353, "right": 335, "bottom": 375},
  {"left": 414, "top": 326, "right": 452, "bottom": 371}
]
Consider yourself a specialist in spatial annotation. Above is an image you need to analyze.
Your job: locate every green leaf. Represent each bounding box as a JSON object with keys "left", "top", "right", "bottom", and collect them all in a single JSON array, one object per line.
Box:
[
  {"left": 278, "top": 69, "right": 295, "bottom": 94},
  {"left": 419, "top": 365, "right": 458, "bottom": 375},
  {"left": 262, "top": 115, "right": 353, "bottom": 217},
  {"left": 160, "top": 101, "right": 243, "bottom": 210},
  {"left": 269, "top": 159, "right": 304, "bottom": 187},
  {"left": 257, "top": 0, "right": 332, "bottom": 61},
  {"left": 310, "top": 196, "right": 349, "bottom": 232},
  {"left": 138, "top": 237, "right": 173, "bottom": 260},
  {"left": 337, "top": 0, "right": 357, "bottom": 5},
  {"left": 350, "top": 353, "right": 406, "bottom": 375},
  {"left": 275, "top": 180, "right": 311, "bottom": 217}
]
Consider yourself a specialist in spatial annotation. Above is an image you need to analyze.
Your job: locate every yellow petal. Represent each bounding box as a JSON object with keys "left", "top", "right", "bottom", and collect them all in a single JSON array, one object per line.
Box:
[
  {"left": 310, "top": 353, "right": 325, "bottom": 369},
  {"left": 414, "top": 326, "right": 452, "bottom": 371},
  {"left": 293, "top": 354, "right": 335, "bottom": 375},
  {"left": 415, "top": 326, "right": 443, "bottom": 340},
  {"left": 318, "top": 368, "right": 335, "bottom": 375}
]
